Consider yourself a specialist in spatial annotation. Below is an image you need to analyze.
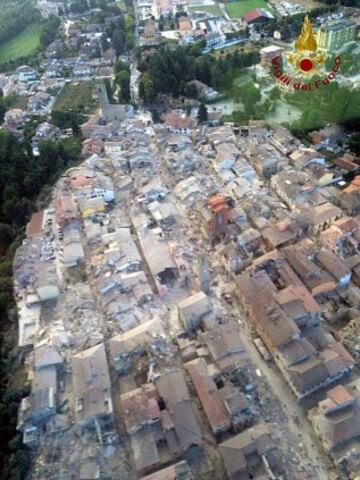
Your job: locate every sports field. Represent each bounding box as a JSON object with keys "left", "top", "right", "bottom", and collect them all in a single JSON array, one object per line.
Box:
[
  {"left": 0, "top": 24, "right": 42, "bottom": 64},
  {"left": 189, "top": 5, "right": 223, "bottom": 16},
  {"left": 225, "top": 0, "right": 274, "bottom": 18}
]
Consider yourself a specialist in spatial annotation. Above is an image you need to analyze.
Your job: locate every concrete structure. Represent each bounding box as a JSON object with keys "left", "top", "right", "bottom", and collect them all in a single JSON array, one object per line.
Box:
[
  {"left": 71, "top": 343, "right": 113, "bottom": 429},
  {"left": 236, "top": 266, "right": 354, "bottom": 400},
  {"left": 260, "top": 45, "right": 284, "bottom": 67},
  {"left": 121, "top": 370, "right": 202, "bottom": 473},
  {"left": 316, "top": 19, "right": 356, "bottom": 51},
  {"left": 140, "top": 461, "right": 192, "bottom": 480},
  {"left": 202, "top": 194, "right": 229, "bottom": 241},
  {"left": 178, "top": 291, "right": 212, "bottom": 331},
  {"left": 16, "top": 65, "right": 37, "bottom": 82},
  {"left": 219, "top": 423, "right": 278, "bottom": 480},
  {"left": 185, "top": 358, "right": 231, "bottom": 434},
  {"left": 309, "top": 381, "right": 360, "bottom": 454},
  {"left": 242, "top": 8, "right": 274, "bottom": 24},
  {"left": 201, "top": 323, "right": 248, "bottom": 375}
]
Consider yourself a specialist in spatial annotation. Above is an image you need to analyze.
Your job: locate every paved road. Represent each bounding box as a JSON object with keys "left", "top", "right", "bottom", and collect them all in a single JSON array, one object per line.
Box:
[
  {"left": 130, "top": 61, "right": 140, "bottom": 104},
  {"left": 144, "top": 119, "right": 333, "bottom": 479},
  {"left": 233, "top": 298, "right": 332, "bottom": 480},
  {"left": 130, "top": 0, "right": 141, "bottom": 104}
]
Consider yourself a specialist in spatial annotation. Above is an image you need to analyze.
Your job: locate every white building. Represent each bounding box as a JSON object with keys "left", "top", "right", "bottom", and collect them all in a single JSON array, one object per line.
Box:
[{"left": 16, "top": 65, "right": 37, "bottom": 82}]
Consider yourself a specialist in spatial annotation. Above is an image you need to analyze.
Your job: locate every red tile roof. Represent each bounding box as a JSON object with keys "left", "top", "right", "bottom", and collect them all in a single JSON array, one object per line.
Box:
[
  {"left": 328, "top": 385, "right": 353, "bottom": 405},
  {"left": 185, "top": 358, "right": 230, "bottom": 434},
  {"left": 242, "top": 8, "right": 267, "bottom": 23},
  {"left": 26, "top": 211, "right": 44, "bottom": 237},
  {"left": 161, "top": 112, "right": 192, "bottom": 129}
]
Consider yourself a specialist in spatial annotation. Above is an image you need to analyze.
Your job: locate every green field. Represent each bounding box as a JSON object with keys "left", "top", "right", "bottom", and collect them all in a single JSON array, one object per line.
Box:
[
  {"left": 225, "top": 0, "right": 274, "bottom": 18},
  {"left": 116, "top": 0, "right": 127, "bottom": 11},
  {"left": 0, "top": 24, "right": 42, "bottom": 64},
  {"left": 53, "top": 81, "right": 97, "bottom": 113},
  {"left": 189, "top": 5, "right": 223, "bottom": 16}
]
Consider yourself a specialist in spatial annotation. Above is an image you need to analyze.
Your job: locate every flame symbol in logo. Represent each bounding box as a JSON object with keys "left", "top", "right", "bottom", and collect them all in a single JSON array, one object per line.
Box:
[
  {"left": 285, "top": 14, "right": 326, "bottom": 76},
  {"left": 295, "top": 15, "right": 317, "bottom": 52}
]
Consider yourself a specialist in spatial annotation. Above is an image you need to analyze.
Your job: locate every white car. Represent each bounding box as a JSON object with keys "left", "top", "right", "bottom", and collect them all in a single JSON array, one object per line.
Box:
[{"left": 253, "top": 337, "right": 271, "bottom": 362}]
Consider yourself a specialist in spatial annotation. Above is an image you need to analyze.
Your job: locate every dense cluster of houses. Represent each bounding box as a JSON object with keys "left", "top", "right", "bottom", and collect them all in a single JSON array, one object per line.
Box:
[
  {"left": 12, "top": 103, "right": 360, "bottom": 478},
  {"left": 1, "top": 0, "right": 359, "bottom": 476}
]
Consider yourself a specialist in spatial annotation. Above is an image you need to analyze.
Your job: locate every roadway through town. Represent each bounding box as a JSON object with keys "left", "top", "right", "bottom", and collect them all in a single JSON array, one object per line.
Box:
[
  {"left": 146, "top": 126, "right": 333, "bottom": 480},
  {"left": 234, "top": 297, "right": 332, "bottom": 480}
]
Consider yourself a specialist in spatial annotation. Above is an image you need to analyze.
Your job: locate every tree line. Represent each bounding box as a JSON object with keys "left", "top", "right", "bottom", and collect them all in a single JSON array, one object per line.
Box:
[
  {"left": 40, "top": 15, "right": 61, "bottom": 51},
  {"left": 285, "top": 82, "right": 360, "bottom": 134},
  {"left": 0, "top": 14, "right": 61, "bottom": 74},
  {"left": 318, "top": 0, "right": 360, "bottom": 7},
  {"left": 0, "top": 131, "right": 81, "bottom": 479},
  {"left": 103, "top": 60, "right": 131, "bottom": 104},
  {"left": 261, "top": 5, "right": 338, "bottom": 41},
  {"left": 222, "top": 80, "right": 360, "bottom": 133},
  {"left": 0, "top": 0, "right": 38, "bottom": 45},
  {"left": 137, "top": 44, "right": 260, "bottom": 103}
]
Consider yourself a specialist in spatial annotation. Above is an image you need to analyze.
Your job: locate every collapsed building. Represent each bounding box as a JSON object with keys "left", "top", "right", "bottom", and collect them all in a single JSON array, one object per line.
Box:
[
  {"left": 71, "top": 343, "right": 115, "bottom": 442},
  {"left": 17, "top": 341, "right": 65, "bottom": 448},
  {"left": 235, "top": 263, "right": 354, "bottom": 400},
  {"left": 219, "top": 423, "right": 282, "bottom": 480},
  {"left": 185, "top": 358, "right": 251, "bottom": 435},
  {"left": 109, "top": 318, "right": 167, "bottom": 373},
  {"left": 120, "top": 369, "right": 202, "bottom": 474}
]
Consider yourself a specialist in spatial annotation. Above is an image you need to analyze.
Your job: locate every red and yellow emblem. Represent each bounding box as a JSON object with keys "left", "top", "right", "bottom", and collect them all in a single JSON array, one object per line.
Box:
[{"left": 286, "top": 15, "right": 326, "bottom": 77}]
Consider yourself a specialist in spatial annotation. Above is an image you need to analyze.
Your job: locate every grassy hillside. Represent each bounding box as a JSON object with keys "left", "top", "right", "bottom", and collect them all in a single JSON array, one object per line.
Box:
[
  {"left": 0, "top": 0, "right": 38, "bottom": 44},
  {"left": 0, "top": 24, "right": 42, "bottom": 64},
  {"left": 225, "top": 0, "right": 275, "bottom": 18}
]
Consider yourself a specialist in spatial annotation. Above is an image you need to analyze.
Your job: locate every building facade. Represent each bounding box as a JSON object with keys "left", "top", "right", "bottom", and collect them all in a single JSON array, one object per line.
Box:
[{"left": 316, "top": 19, "right": 356, "bottom": 51}]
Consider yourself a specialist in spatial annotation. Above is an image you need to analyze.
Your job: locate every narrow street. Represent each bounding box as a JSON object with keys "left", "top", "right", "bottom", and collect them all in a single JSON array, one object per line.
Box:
[
  {"left": 144, "top": 125, "right": 333, "bottom": 480},
  {"left": 130, "top": 60, "right": 140, "bottom": 104},
  {"left": 237, "top": 314, "right": 332, "bottom": 480}
]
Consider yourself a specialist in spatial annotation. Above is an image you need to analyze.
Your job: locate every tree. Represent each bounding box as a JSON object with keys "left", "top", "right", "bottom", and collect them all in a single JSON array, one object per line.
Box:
[
  {"left": 240, "top": 82, "right": 261, "bottom": 116},
  {"left": 0, "top": 101, "right": 6, "bottom": 123},
  {"left": 101, "top": 33, "right": 110, "bottom": 51},
  {"left": 184, "top": 83, "right": 198, "bottom": 99},
  {"left": 116, "top": 70, "right": 131, "bottom": 103},
  {"left": 0, "top": 224, "right": 14, "bottom": 251},
  {"left": 348, "top": 133, "right": 360, "bottom": 156},
  {"left": 97, "top": 0, "right": 107, "bottom": 9},
  {"left": 269, "top": 86, "right": 281, "bottom": 101},
  {"left": 139, "top": 74, "right": 156, "bottom": 103},
  {"left": 114, "top": 59, "right": 130, "bottom": 75},
  {"left": 104, "top": 78, "right": 114, "bottom": 103},
  {"left": 135, "top": 44, "right": 260, "bottom": 102},
  {"left": 112, "top": 29, "right": 124, "bottom": 56},
  {"left": 70, "top": 113, "right": 80, "bottom": 135},
  {"left": 40, "top": 15, "right": 61, "bottom": 49},
  {"left": 125, "top": 31, "right": 134, "bottom": 50},
  {"left": 61, "top": 137, "right": 82, "bottom": 160},
  {"left": 280, "top": 23, "right": 292, "bottom": 41},
  {"left": 197, "top": 103, "right": 208, "bottom": 123},
  {"left": 297, "top": 107, "right": 323, "bottom": 132}
]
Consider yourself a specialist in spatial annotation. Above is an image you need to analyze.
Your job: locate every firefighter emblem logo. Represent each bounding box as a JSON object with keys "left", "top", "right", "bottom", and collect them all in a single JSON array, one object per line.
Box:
[
  {"left": 272, "top": 15, "right": 341, "bottom": 92},
  {"left": 286, "top": 15, "right": 326, "bottom": 76}
]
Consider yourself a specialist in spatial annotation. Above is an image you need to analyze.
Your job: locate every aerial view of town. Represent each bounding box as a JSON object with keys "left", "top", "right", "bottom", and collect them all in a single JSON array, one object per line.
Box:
[{"left": 0, "top": 0, "right": 360, "bottom": 479}]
